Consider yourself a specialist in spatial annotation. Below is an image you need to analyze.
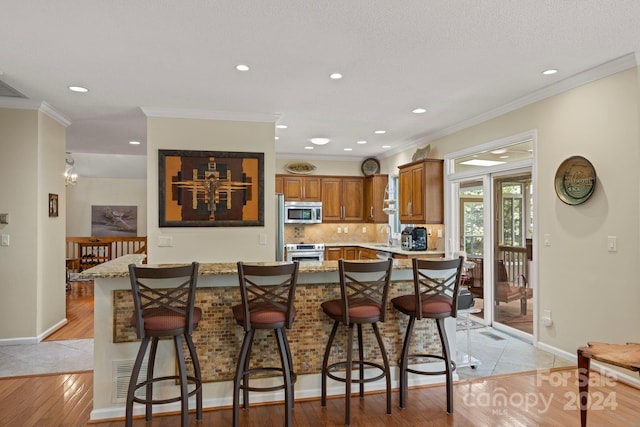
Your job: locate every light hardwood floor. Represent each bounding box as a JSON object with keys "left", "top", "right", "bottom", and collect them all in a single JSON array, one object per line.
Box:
[
  {"left": 1, "top": 368, "right": 638, "bottom": 426},
  {"left": 45, "top": 280, "right": 94, "bottom": 341}
]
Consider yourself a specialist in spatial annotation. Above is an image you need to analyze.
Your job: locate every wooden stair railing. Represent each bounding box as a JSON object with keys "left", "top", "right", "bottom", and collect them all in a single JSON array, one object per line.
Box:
[{"left": 66, "top": 236, "right": 147, "bottom": 271}]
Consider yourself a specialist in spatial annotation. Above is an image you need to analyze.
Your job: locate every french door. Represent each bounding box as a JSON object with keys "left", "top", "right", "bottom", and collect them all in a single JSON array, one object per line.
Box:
[{"left": 446, "top": 132, "right": 536, "bottom": 341}]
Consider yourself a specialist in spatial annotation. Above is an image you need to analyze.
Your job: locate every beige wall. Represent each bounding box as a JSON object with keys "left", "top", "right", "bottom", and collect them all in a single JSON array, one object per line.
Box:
[
  {"left": 146, "top": 116, "right": 276, "bottom": 263},
  {"left": 0, "top": 107, "right": 67, "bottom": 341},
  {"left": 425, "top": 67, "right": 640, "bottom": 358},
  {"left": 66, "top": 178, "right": 147, "bottom": 236}
]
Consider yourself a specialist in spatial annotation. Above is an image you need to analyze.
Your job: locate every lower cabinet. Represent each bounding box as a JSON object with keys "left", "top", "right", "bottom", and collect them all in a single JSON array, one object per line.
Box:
[
  {"left": 358, "top": 247, "right": 378, "bottom": 260},
  {"left": 325, "top": 246, "right": 358, "bottom": 260}
]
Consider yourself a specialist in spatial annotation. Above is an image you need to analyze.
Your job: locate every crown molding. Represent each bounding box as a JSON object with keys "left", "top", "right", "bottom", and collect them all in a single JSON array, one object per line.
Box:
[
  {"left": 0, "top": 97, "right": 41, "bottom": 110},
  {"left": 140, "top": 107, "right": 280, "bottom": 123},
  {"left": 0, "top": 99, "right": 72, "bottom": 127},
  {"left": 419, "top": 53, "right": 639, "bottom": 144},
  {"left": 39, "top": 101, "right": 71, "bottom": 127}
]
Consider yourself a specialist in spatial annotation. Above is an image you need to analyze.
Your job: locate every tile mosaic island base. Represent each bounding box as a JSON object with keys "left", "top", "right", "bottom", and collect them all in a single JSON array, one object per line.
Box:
[{"left": 82, "top": 255, "right": 455, "bottom": 421}]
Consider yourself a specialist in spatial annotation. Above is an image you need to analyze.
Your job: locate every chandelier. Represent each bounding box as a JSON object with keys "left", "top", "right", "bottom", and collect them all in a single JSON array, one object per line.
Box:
[{"left": 65, "top": 152, "right": 78, "bottom": 186}]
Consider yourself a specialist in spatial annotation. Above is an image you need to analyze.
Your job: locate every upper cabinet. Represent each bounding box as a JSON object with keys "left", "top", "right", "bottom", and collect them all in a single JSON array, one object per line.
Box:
[
  {"left": 363, "top": 174, "right": 389, "bottom": 223},
  {"left": 321, "top": 177, "right": 364, "bottom": 222},
  {"left": 281, "top": 175, "right": 321, "bottom": 201},
  {"left": 398, "top": 159, "right": 443, "bottom": 224}
]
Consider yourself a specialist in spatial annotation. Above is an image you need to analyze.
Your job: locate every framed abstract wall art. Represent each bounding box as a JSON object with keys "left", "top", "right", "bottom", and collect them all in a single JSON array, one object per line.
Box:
[{"left": 158, "top": 149, "right": 264, "bottom": 227}]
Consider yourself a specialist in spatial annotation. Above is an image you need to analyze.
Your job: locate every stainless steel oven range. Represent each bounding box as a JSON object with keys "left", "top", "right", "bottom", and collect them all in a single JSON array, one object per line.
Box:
[{"left": 285, "top": 243, "right": 325, "bottom": 262}]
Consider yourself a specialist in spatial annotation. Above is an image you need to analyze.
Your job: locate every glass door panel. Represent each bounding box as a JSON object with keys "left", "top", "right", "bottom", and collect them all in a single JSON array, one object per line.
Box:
[{"left": 492, "top": 173, "right": 533, "bottom": 338}]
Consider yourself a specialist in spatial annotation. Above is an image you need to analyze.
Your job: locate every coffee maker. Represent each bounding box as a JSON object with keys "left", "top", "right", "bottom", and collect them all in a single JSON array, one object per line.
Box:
[
  {"left": 401, "top": 227, "right": 414, "bottom": 249},
  {"left": 411, "top": 227, "right": 427, "bottom": 250}
]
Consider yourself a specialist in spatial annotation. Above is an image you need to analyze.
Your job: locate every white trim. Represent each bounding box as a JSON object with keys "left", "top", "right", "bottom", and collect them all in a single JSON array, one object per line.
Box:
[
  {"left": 379, "top": 54, "right": 638, "bottom": 158},
  {"left": 38, "top": 318, "right": 69, "bottom": 341},
  {"left": 140, "top": 107, "right": 280, "bottom": 123},
  {"left": 0, "top": 337, "right": 38, "bottom": 346},
  {"left": 536, "top": 341, "right": 640, "bottom": 389},
  {"left": 0, "top": 97, "right": 41, "bottom": 110},
  {"left": 39, "top": 101, "right": 71, "bottom": 127},
  {"left": 419, "top": 54, "right": 637, "bottom": 144}
]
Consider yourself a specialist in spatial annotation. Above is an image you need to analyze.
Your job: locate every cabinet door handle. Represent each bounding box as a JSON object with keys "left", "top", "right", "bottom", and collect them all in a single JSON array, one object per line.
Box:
[
  {"left": 408, "top": 201, "right": 412, "bottom": 216},
  {"left": 370, "top": 206, "right": 374, "bottom": 218}
]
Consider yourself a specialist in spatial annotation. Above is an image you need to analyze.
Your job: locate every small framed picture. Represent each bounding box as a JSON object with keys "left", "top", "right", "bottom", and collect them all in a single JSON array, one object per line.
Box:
[{"left": 49, "top": 193, "right": 59, "bottom": 217}]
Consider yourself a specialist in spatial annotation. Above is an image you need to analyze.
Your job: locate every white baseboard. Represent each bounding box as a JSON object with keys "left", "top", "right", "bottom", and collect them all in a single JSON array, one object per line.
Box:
[
  {"left": 0, "top": 318, "right": 68, "bottom": 346},
  {"left": 38, "top": 318, "right": 68, "bottom": 341},
  {"left": 536, "top": 341, "right": 640, "bottom": 389},
  {"left": 91, "top": 363, "right": 453, "bottom": 421}
]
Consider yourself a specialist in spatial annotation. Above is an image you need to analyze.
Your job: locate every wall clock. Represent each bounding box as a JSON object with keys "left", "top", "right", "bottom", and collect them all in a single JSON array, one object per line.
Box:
[{"left": 361, "top": 158, "right": 380, "bottom": 176}]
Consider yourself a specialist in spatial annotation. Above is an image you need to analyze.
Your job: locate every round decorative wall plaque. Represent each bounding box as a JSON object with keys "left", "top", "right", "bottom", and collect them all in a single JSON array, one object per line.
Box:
[
  {"left": 554, "top": 156, "right": 596, "bottom": 205},
  {"left": 361, "top": 157, "right": 380, "bottom": 176}
]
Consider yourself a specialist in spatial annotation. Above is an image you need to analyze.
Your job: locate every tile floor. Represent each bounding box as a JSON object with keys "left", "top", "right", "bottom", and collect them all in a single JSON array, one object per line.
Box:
[
  {"left": 0, "top": 338, "right": 93, "bottom": 378},
  {"left": 455, "top": 321, "right": 575, "bottom": 381},
  {"left": 0, "top": 326, "right": 574, "bottom": 381}
]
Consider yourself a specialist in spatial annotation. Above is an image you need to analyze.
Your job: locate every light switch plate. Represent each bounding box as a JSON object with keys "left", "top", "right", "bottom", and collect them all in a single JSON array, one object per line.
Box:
[{"left": 1, "top": 234, "right": 9, "bottom": 246}]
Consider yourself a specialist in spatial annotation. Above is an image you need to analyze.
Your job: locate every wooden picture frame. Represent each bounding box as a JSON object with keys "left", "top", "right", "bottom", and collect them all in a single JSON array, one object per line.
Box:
[
  {"left": 158, "top": 149, "right": 264, "bottom": 227},
  {"left": 48, "top": 193, "right": 59, "bottom": 217}
]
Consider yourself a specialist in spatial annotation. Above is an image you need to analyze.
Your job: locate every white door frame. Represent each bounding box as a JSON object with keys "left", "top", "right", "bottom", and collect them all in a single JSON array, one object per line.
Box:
[{"left": 444, "top": 130, "right": 538, "bottom": 342}]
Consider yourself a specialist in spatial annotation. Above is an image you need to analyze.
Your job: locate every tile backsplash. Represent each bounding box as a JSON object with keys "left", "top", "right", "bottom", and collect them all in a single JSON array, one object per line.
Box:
[{"left": 284, "top": 223, "right": 445, "bottom": 251}]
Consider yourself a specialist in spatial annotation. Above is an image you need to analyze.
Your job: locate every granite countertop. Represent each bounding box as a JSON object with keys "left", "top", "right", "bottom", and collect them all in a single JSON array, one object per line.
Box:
[
  {"left": 324, "top": 241, "right": 444, "bottom": 257},
  {"left": 79, "top": 255, "right": 414, "bottom": 279}
]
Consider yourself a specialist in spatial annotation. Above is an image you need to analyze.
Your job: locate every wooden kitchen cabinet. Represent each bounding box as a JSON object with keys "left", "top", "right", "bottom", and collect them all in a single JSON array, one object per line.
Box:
[
  {"left": 275, "top": 175, "right": 284, "bottom": 194},
  {"left": 281, "top": 175, "right": 321, "bottom": 201},
  {"left": 398, "top": 159, "right": 443, "bottom": 224},
  {"left": 358, "top": 247, "right": 378, "bottom": 260},
  {"left": 325, "top": 246, "right": 358, "bottom": 260},
  {"left": 363, "top": 174, "right": 389, "bottom": 223},
  {"left": 321, "top": 177, "right": 363, "bottom": 222}
]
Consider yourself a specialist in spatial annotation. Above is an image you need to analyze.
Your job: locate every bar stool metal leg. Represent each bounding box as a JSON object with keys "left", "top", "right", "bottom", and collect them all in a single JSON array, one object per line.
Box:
[
  {"left": 436, "top": 318, "right": 454, "bottom": 414},
  {"left": 321, "top": 321, "right": 340, "bottom": 407}
]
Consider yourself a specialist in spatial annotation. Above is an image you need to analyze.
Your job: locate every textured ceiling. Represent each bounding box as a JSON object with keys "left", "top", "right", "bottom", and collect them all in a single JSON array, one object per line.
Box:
[{"left": 1, "top": 1, "right": 640, "bottom": 177}]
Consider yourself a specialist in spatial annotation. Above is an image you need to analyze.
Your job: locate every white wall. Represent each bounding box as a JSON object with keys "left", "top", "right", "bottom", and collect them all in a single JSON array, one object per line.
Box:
[
  {"left": 36, "top": 112, "right": 67, "bottom": 336},
  {"left": 66, "top": 178, "right": 147, "bottom": 236},
  {"left": 146, "top": 116, "right": 276, "bottom": 264},
  {"left": 422, "top": 67, "right": 640, "bottom": 356},
  {"left": 0, "top": 107, "right": 67, "bottom": 341}
]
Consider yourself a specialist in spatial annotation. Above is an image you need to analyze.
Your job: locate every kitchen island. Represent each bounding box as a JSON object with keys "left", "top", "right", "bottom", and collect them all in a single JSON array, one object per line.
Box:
[{"left": 83, "top": 255, "right": 456, "bottom": 421}]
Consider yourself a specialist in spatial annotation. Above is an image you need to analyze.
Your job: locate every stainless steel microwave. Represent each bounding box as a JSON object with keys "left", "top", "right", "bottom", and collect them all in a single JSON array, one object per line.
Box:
[{"left": 284, "top": 201, "right": 322, "bottom": 224}]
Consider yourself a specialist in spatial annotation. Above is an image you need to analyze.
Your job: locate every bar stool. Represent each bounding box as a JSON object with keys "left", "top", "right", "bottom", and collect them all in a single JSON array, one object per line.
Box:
[
  {"left": 125, "top": 262, "right": 203, "bottom": 427},
  {"left": 320, "top": 258, "right": 393, "bottom": 426},
  {"left": 232, "top": 261, "right": 300, "bottom": 427},
  {"left": 391, "top": 256, "right": 463, "bottom": 413}
]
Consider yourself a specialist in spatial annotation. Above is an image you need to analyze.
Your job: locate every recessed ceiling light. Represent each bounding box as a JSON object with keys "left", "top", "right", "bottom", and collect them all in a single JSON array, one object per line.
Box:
[
  {"left": 412, "top": 108, "right": 427, "bottom": 114},
  {"left": 129, "top": 141, "right": 141, "bottom": 145},
  {"left": 304, "top": 146, "right": 314, "bottom": 150},
  {"left": 490, "top": 148, "right": 507, "bottom": 154},
  {"left": 236, "top": 64, "right": 250, "bottom": 71},
  {"left": 374, "top": 130, "right": 386, "bottom": 134},
  {"left": 542, "top": 69, "right": 557, "bottom": 75},
  {"left": 276, "top": 124, "right": 288, "bottom": 129},
  {"left": 310, "top": 138, "right": 329, "bottom": 145},
  {"left": 499, "top": 155, "right": 509, "bottom": 159},
  {"left": 356, "top": 140, "right": 367, "bottom": 144},
  {"left": 68, "top": 85, "right": 88, "bottom": 93},
  {"left": 275, "top": 137, "right": 279, "bottom": 141},
  {"left": 329, "top": 73, "right": 343, "bottom": 79},
  {"left": 344, "top": 148, "right": 352, "bottom": 151},
  {"left": 382, "top": 145, "right": 391, "bottom": 149}
]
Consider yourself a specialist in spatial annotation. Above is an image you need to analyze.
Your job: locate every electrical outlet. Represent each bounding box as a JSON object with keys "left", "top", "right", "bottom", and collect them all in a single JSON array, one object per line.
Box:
[
  {"left": 0, "top": 234, "right": 9, "bottom": 246},
  {"left": 362, "top": 227, "right": 366, "bottom": 233},
  {"left": 437, "top": 229, "right": 443, "bottom": 238},
  {"left": 344, "top": 227, "right": 348, "bottom": 234},
  {"left": 337, "top": 227, "right": 342, "bottom": 234},
  {"left": 544, "top": 233, "right": 551, "bottom": 246},
  {"left": 259, "top": 233, "right": 267, "bottom": 245}
]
